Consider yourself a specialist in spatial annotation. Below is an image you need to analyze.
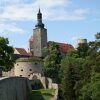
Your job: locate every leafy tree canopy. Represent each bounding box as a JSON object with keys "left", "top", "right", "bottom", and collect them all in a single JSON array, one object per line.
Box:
[
  {"left": 44, "top": 42, "right": 62, "bottom": 82},
  {"left": 0, "top": 37, "right": 14, "bottom": 71},
  {"left": 60, "top": 32, "right": 100, "bottom": 100}
]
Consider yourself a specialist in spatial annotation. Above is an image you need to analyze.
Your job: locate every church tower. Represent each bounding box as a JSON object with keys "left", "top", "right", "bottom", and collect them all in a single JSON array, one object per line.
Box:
[{"left": 32, "top": 8, "right": 47, "bottom": 57}]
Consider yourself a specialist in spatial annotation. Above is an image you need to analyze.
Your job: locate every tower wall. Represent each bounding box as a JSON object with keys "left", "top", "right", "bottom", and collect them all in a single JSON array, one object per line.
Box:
[
  {"left": 77, "top": 39, "right": 87, "bottom": 47},
  {"left": 33, "top": 28, "right": 47, "bottom": 57}
]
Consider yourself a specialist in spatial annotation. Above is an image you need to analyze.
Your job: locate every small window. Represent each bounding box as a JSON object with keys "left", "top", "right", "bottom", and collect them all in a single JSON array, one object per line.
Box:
[
  {"left": 28, "top": 75, "right": 30, "bottom": 77},
  {"left": 20, "top": 75, "right": 22, "bottom": 77},
  {"left": 29, "top": 69, "right": 32, "bottom": 71},
  {"left": 35, "top": 62, "right": 38, "bottom": 65},
  {"left": 21, "top": 69, "right": 23, "bottom": 71}
]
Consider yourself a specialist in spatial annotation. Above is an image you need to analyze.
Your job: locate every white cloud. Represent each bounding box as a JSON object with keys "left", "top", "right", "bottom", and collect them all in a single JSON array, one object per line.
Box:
[
  {"left": 0, "top": 0, "right": 28, "bottom": 6},
  {"left": 71, "top": 36, "right": 79, "bottom": 41},
  {"left": 0, "top": 0, "right": 88, "bottom": 21},
  {"left": 0, "top": 23, "right": 24, "bottom": 33},
  {"left": 0, "top": 0, "right": 89, "bottom": 34},
  {"left": 33, "top": 0, "right": 68, "bottom": 8},
  {"left": 0, "top": 5, "right": 34, "bottom": 21},
  {"left": 45, "top": 8, "right": 88, "bottom": 21}
]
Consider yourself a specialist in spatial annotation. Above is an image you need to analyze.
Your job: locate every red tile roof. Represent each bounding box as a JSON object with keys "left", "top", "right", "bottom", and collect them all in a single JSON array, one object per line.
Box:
[
  {"left": 56, "top": 42, "right": 74, "bottom": 53},
  {"left": 15, "top": 48, "right": 29, "bottom": 56},
  {"left": 28, "top": 51, "right": 33, "bottom": 56}
]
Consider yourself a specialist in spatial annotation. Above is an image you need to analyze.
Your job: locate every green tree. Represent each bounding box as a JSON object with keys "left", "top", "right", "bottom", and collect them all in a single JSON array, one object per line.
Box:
[
  {"left": 79, "top": 72, "right": 100, "bottom": 100},
  {"left": 60, "top": 38, "right": 90, "bottom": 100},
  {"left": 61, "top": 54, "right": 85, "bottom": 100},
  {"left": 61, "top": 56, "right": 76, "bottom": 100},
  {"left": 79, "top": 32, "right": 100, "bottom": 100},
  {"left": 77, "top": 43, "right": 89, "bottom": 58},
  {"left": 0, "top": 37, "right": 14, "bottom": 71},
  {"left": 43, "top": 42, "right": 62, "bottom": 82},
  {"left": 60, "top": 32, "right": 100, "bottom": 100}
]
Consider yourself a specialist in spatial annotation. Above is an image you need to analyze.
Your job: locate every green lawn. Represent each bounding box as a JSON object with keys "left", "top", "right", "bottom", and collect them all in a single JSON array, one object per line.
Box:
[{"left": 29, "top": 89, "right": 55, "bottom": 100}]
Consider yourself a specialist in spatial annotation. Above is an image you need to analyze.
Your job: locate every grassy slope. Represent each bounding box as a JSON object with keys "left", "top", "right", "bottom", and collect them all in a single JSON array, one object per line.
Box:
[{"left": 29, "top": 89, "right": 55, "bottom": 100}]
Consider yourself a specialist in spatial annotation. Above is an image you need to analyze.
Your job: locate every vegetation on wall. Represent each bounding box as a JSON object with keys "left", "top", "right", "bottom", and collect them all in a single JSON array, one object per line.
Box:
[{"left": 16, "top": 57, "right": 43, "bottom": 62}]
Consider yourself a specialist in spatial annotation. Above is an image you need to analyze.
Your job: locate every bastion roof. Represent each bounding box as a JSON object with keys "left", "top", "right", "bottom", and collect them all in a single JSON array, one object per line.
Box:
[{"left": 16, "top": 57, "right": 43, "bottom": 62}]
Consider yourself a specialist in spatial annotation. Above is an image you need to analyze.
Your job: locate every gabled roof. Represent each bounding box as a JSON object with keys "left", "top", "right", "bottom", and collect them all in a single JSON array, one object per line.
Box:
[
  {"left": 14, "top": 48, "right": 29, "bottom": 56},
  {"left": 28, "top": 51, "right": 33, "bottom": 57},
  {"left": 56, "top": 42, "right": 74, "bottom": 53},
  {"left": 48, "top": 41, "right": 74, "bottom": 53}
]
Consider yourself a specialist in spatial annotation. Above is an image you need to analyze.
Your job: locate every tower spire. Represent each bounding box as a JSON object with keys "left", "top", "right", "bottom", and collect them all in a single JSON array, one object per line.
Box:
[
  {"left": 35, "top": 8, "right": 44, "bottom": 28},
  {"left": 38, "top": 7, "right": 41, "bottom": 13}
]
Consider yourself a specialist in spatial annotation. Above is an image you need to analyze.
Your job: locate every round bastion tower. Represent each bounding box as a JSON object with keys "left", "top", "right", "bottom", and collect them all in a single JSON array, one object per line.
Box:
[{"left": 14, "top": 57, "right": 43, "bottom": 78}]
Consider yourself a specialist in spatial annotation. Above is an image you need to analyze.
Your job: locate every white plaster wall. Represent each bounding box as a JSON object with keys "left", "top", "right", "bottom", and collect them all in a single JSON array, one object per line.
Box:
[
  {"left": 14, "top": 49, "right": 20, "bottom": 54},
  {"left": 2, "top": 68, "right": 15, "bottom": 77},
  {"left": 14, "top": 61, "right": 43, "bottom": 78}
]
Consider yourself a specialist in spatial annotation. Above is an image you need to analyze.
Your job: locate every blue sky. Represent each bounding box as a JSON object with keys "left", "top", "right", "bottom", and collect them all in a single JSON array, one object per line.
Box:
[{"left": 0, "top": 0, "right": 100, "bottom": 50}]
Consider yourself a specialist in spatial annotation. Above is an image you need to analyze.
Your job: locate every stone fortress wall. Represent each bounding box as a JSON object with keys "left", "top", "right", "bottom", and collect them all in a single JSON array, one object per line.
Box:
[
  {"left": 0, "top": 77, "right": 31, "bottom": 100},
  {"left": 2, "top": 57, "right": 58, "bottom": 92},
  {"left": 3, "top": 57, "right": 43, "bottom": 78},
  {"left": 2, "top": 58, "right": 58, "bottom": 99}
]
